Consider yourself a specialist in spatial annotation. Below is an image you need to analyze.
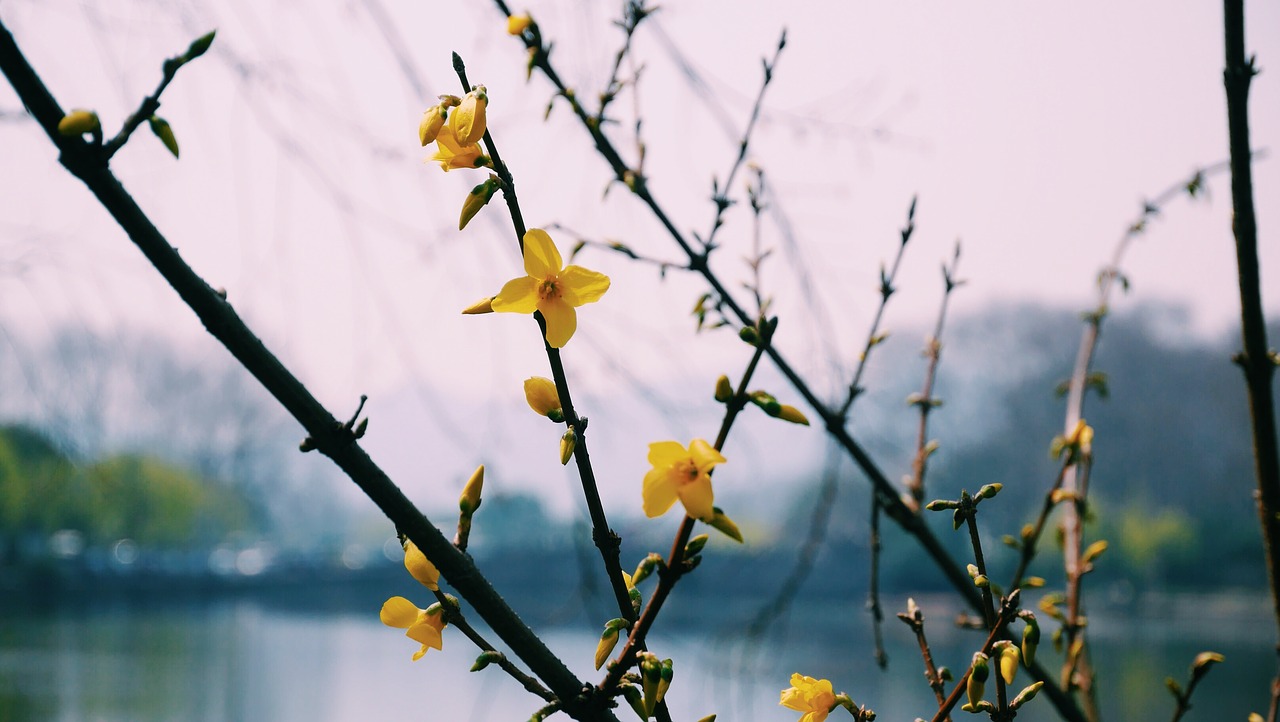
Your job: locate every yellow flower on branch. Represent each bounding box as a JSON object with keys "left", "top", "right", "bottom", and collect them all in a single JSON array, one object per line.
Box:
[
  {"left": 431, "top": 124, "right": 490, "bottom": 172},
  {"left": 491, "top": 228, "right": 610, "bottom": 348},
  {"left": 380, "top": 596, "right": 446, "bottom": 660},
  {"left": 641, "top": 439, "right": 725, "bottom": 522},
  {"left": 779, "top": 674, "right": 837, "bottom": 722}
]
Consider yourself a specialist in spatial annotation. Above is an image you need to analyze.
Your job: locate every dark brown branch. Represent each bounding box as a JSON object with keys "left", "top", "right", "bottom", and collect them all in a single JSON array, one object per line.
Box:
[{"left": 1223, "top": 0, "right": 1280, "bottom": 693}]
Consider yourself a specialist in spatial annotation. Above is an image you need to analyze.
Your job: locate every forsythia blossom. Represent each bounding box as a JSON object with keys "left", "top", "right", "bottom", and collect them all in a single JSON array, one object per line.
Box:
[
  {"left": 431, "top": 124, "right": 490, "bottom": 171},
  {"left": 380, "top": 597, "right": 446, "bottom": 660},
  {"left": 641, "top": 439, "right": 725, "bottom": 522},
  {"left": 779, "top": 674, "right": 837, "bottom": 722},
  {"left": 490, "top": 229, "right": 610, "bottom": 348},
  {"left": 450, "top": 86, "right": 487, "bottom": 146}
]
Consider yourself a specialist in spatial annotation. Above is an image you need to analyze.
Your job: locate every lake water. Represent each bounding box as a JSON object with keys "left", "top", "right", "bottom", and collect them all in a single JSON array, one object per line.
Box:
[{"left": 1, "top": 590, "right": 1273, "bottom": 721}]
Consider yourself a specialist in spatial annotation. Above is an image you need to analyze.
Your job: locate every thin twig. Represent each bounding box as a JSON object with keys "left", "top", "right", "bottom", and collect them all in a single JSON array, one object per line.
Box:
[
  {"left": 897, "top": 598, "right": 949, "bottom": 719},
  {"left": 432, "top": 590, "right": 555, "bottom": 702}
]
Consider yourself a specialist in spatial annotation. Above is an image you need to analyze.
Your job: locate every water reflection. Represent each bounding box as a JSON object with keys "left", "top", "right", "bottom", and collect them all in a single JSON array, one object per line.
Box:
[{"left": 0, "top": 593, "right": 1272, "bottom": 721}]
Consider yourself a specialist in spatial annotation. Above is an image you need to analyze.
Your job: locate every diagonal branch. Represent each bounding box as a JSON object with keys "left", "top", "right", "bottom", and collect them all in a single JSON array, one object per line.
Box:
[{"left": 0, "top": 20, "right": 617, "bottom": 722}]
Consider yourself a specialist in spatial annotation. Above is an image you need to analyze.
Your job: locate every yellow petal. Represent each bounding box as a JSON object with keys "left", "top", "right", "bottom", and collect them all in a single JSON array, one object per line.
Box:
[
  {"left": 380, "top": 596, "right": 421, "bottom": 629},
  {"left": 492, "top": 277, "right": 539, "bottom": 313},
  {"left": 678, "top": 477, "right": 715, "bottom": 522},
  {"left": 558, "top": 265, "right": 611, "bottom": 306},
  {"left": 647, "top": 441, "right": 688, "bottom": 467},
  {"left": 540, "top": 298, "right": 577, "bottom": 348},
  {"left": 522, "top": 229, "right": 563, "bottom": 278},
  {"left": 405, "top": 618, "right": 444, "bottom": 649},
  {"left": 688, "top": 439, "right": 726, "bottom": 471},
  {"left": 642, "top": 467, "right": 678, "bottom": 518},
  {"left": 404, "top": 541, "right": 440, "bottom": 591}
]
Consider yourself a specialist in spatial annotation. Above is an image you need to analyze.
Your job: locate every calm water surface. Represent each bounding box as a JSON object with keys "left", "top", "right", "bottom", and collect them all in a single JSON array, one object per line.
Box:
[{"left": 1, "top": 592, "right": 1272, "bottom": 721}]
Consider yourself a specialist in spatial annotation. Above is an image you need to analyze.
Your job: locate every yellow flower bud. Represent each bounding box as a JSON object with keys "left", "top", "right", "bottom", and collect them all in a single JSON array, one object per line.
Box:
[
  {"left": 560, "top": 427, "right": 576, "bottom": 465},
  {"left": 459, "top": 464, "right": 484, "bottom": 514},
  {"left": 419, "top": 104, "right": 447, "bottom": 146},
  {"left": 967, "top": 652, "right": 989, "bottom": 709},
  {"left": 776, "top": 404, "right": 810, "bottom": 426},
  {"left": 402, "top": 539, "right": 440, "bottom": 591},
  {"left": 461, "top": 296, "right": 495, "bottom": 314},
  {"left": 594, "top": 624, "right": 621, "bottom": 670},
  {"left": 57, "top": 109, "right": 100, "bottom": 137},
  {"left": 450, "top": 86, "right": 488, "bottom": 146},
  {"left": 998, "top": 643, "right": 1020, "bottom": 685},
  {"left": 523, "top": 377, "right": 563, "bottom": 419},
  {"left": 458, "top": 176, "right": 501, "bottom": 230},
  {"left": 1022, "top": 618, "right": 1040, "bottom": 668},
  {"left": 713, "top": 375, "right": 733, "bottom": 403},
  {"left": 706, "top": 507, "right": 743, "bottom": 543},
  {"left": 507, "top": 13, "right": 533, "bottom": 35}
]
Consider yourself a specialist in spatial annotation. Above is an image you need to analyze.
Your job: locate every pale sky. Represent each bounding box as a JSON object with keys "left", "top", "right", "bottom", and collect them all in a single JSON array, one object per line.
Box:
[{"left": 1, "top": 0, "right": 1277, "bottom": 513}]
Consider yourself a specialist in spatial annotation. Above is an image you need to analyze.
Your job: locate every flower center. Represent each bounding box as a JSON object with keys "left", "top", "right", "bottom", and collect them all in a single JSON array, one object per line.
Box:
[
  {"left": 672, "top": 459, "right": 700, "bottom": 486},
  {"left": 538, "top": 277, "right": 560, "bottom": 301}
]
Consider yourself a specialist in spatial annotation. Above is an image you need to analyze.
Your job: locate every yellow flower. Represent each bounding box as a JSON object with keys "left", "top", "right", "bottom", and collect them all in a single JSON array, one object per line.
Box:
[
  {"left": 380, "top": 596, "right": 446, "bottom": 660},
  {"left": 779, "top": 674, "right": 836, "bottom": 722},
  {"left": 459, "top": 464, "right": 484, "bottom": 514},
  {"left": 524, "top": 376, "right": 563, "bottom": 418},
  {"left": 491, "top": 229, "right": 610, "bottom": 348},
  {"left": 642, "top": 439, "right": 725, "bottom": 522},
  {"left": 403, "top": 539, "right": 439, "bottom": 591},
  {"left": 507, "top": 13, "right": 533, "bottom": 35},
  {"left": 431, "top": 124, "right": 490, "bottom": 172},
  {"left": 450, "top": 86, "right": 487, "bottom": 146}
]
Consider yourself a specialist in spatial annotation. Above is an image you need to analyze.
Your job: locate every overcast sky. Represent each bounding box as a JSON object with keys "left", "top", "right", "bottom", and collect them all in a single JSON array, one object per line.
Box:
[{"left": 2, "top": 0, "right": 1277, "bottom": 513}]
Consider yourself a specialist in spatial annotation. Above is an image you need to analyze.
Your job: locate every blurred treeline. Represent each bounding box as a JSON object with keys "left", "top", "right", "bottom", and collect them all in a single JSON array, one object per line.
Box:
[{"left": 0, "top": 302, "right": 1275, "bottom": 594}]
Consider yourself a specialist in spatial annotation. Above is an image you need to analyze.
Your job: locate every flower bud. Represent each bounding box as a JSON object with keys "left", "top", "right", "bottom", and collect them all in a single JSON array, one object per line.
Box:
[
  {"left": 451, "top": 86, "right": 488, "bottom": 146},
  {"left": 459, "top": 464, "right": 484, "bottom": 514},
  {"left": 967, "top": 652, "right": 989, "bottom": 709},
  {"left": 1010, "top": 681, "right": 1044, "bottom": 711},
  {"left": 507, "top": 13, "right": 533, "bottom": 35},
  {"left": 594, "top": 620, "right": 625, "bottom": 670},
  {"left": 419, "top": 104, "right": 447, "bottom": 146},
  {"left": 147, "top": 116, "right": 179, "bottom": 158},
  {"left": 461, "top": 296, "right": 495, "bottom": 315},
  {"left": 523, "top": 377, "right": 563, "bottom": 419},
  {"left": 1022, "top": 617, "right": 1040, "bottom": 667},
  {"left": 706, "top": 507, "right": 743, "bottom": 543},
  {"left": 684, "top": 534, "right": 709, "bottom": 557},
  {"left": 184, "top": 30, "right": 217, "bottom": 61},
  {"left": 977, "top": 483, "right": 1002, "bottom": 500},
  {"left": 57, "top": 109, "right": 100, "bottom": 137},
  {"left": 403, "top": 539, "right": 440, "bottom": 591},
  {"left": 459, "top": 176, "right": 501, "bottom": 230},
  {"left": 997, "top": 642, "right": 1020, "bottom": 685},
  {"left": 776, "top": 404, "right": 810, "bottom": 426},
  {"left": 657, "top": 658, "right": 674, "bottom": 703},
  {"left": 1082, "top": 539, "right": 1108, "bottom": 564},
  {"left": 470, "top": 650, "right": 502, "bottom": 672},
  {"left": 738, "top": 326, "right": 760, "bottom": 346},
  {"left": 559, "top": 427, "right": 576, "bottom": 465},
  {"left": 713, "top": 375, "right": 733, "bottom": 402}
]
